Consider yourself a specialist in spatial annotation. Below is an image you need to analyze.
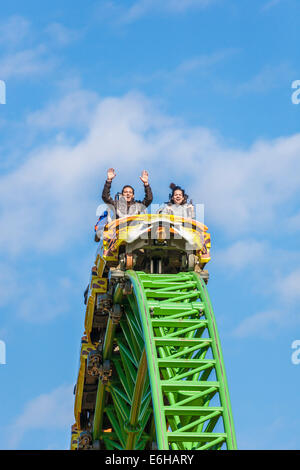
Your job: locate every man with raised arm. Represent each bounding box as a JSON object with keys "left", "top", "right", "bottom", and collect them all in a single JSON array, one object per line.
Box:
[{"left": 102, "top": 168, "right": 153, "bottom": 219}]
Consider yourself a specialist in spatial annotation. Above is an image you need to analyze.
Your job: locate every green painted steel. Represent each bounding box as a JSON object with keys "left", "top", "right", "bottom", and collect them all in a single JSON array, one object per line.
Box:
[{"left": 92, "top": 270, "right": 237, "bottom": 450}]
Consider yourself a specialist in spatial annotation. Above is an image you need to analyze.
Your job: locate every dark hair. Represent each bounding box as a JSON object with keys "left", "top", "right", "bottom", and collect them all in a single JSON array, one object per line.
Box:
[
  {"left": 122, "top": 185, "right": 135, "bottom": 195},
  {"left": 169, "top": 182, "right": 188, "bottom": 204}
]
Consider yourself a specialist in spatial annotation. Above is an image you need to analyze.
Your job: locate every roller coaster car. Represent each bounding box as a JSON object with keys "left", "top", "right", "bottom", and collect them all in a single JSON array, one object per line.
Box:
[
  {"left": 82, "top": 213, "right": 211, "bottom": 366},
  {"left": 74, "top": 336, "right": 102, "bottom": 432},
  {"left": 71, "top": 212, "right": 237, "bottom": 451},
  {"left": 95, "top": 213, "right": 211, "bottom": 276}
]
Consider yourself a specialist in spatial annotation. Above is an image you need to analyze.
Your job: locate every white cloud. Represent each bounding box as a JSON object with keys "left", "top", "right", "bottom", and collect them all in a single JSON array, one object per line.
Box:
[
  {"left": 7, "top": 384, "right": 73, "bottom": 449},
  {"left": 232, "top": 309, "right": 284, "bottom": 338},
  {"left": 286, "top": 211, "right": 300, "bottom": 232},
  {"left": 134, "top": 48, "right": 239, "bottom": 85},
  {"left": 97, "top": 0, "right": 217, "bottom": 24},
  {"left": 0, "top": 264, "right": 18, "bottom": 307},
  {"left": 261, "top": 0, "right": 282, "bottom": 12},
  {"left": 0, "top": 16, "right": 31, "bottom": 48},
  {"left": 0, "top": 45, "right": 57, "bottom": 80},
  {"left": 192, "top": 134, "right": 300, "bottom": 233},
  {"left": 0, "top": 256, "right": 76, "bottom": 323},
  {"left": 233, "top": 268, "right": 300, "bottom": 336},
  {"left": 0, "top": 92, "right": 154, "bottom": 255},
  {"left": 277, "top": 269, "right": 300, "bottom": 302},
  {"left": 122, "top": 0, "right": 216, "bottom": 21},
  {"left": 235, "top": 62, "right": 293, "bottom": 96},
  {"left": 1, "top": 90, "right": 300, "bottom": 259},
  {"left": 45, "top": 22, "right": 80, "bottom": 46},
  {"left": 214, "top": 239, "right": 266, "bottom": 271},
  {"left": 17, "top": 277, "right": 73, "bottom": 323},
  {"left": 0, "top": 17, "right": 76, "bottom": 81},
  {"left": 26, "top": 89, "right": 99, "bottom": 130},
  {"left": 176, "top": 49, "right": 237, "bottom": 73},
  {"left": 214, "top": 62, "right": 294, "bottom": 99}
]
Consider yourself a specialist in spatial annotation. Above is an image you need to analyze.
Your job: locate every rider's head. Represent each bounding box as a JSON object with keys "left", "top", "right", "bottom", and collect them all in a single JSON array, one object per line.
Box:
[
  {"left": 169, "top": 183, "right": 188, "bottom": 205},
  {"left": 122, "top": 185, "right": 135, "bottom": 203}
]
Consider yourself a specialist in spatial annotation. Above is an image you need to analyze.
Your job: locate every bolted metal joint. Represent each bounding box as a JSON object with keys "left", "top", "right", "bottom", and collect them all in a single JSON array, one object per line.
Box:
[
  {"left": 77, "top": 431, "right": 93, "bottom": 450},
  {"left": 99, "top": 359, "right": 112, "bottom": 385},
  {"left": 124, "top": 420, "right": 142, "bottom": 434},
  {"left": 87, "top": 349, "right": 103, "bottom": 377},
  {"left": 95, "top": 293, "right": 112, "bottom": 315},
  {"left": 109, "top": 304, "right": 122, "bottom": 324},
  {"left": 109, "top": 269, "right": 126, "bottom": 283},
  {"left": 123, "top": 279, "right": 133, "bottom": 295},
  {"left": 199, "top": 269, "right": 209, "bottom": 284}
]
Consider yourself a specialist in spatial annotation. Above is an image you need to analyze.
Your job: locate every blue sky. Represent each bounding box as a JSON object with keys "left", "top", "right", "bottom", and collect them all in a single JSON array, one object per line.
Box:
[{"left": 0, "top": 0, "right": 300, "bottom": 450}]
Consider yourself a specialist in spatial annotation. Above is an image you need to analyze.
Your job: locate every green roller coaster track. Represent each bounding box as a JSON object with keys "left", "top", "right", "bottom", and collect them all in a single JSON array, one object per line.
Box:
[{"left": 89, "top": 270, "right": 237, "bottom": 451}]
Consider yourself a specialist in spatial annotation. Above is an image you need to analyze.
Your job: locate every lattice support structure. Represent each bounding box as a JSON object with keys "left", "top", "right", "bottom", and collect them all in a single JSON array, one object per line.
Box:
[{"left": 89, "top": 270, "right": 236, "bottom": 450}]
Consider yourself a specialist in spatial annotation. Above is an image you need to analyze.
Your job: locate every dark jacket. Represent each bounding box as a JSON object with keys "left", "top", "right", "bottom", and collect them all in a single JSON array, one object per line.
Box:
[{"left": 102, "top": 180, "right": 153, "bottom": 219}]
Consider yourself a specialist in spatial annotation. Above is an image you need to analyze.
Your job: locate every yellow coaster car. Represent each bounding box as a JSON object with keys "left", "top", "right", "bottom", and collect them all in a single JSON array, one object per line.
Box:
[
  {"left": 95, "top": 213, "right": 211, "bottom": 276},
  {"left": 73, "top": 336, "right": 101, "bottom": 432},
  {"left": 70, "top": 423, "right": 80, "bottom": 450},
  {"left": 72, "top": 214, "right": 211, "bottom": 447},
  {"left": 84, "top": 275, "right": 108, "bottom": 344},
  {"left": 84, "top": 214, "right": 211, "bottom": 347}
]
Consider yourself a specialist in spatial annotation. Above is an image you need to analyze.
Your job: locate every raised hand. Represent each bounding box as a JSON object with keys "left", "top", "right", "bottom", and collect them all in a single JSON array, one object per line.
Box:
[
  {"left": 107, "top": 168, "right": 116, "bottom": 182},
  {"left": 140, "top": 170, "right": 149, "bottom": 185}
]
